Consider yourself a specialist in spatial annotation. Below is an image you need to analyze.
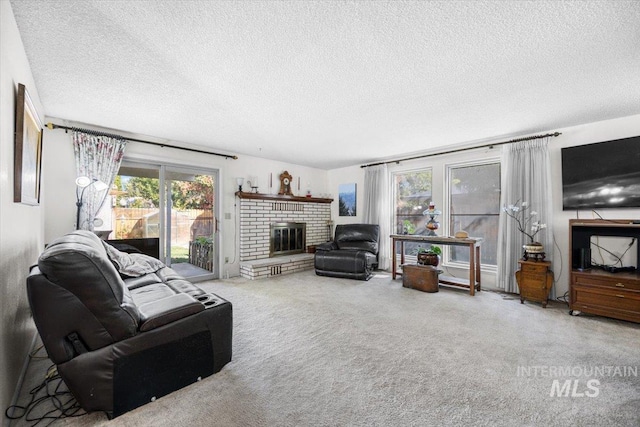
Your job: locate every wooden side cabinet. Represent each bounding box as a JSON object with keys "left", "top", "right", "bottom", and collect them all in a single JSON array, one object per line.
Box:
[
  {"left": 569, "top": 219, "right": 640, "bottom": 323},
  {"left": 515, "top": 260, "right": 553, "bottom": 308}
]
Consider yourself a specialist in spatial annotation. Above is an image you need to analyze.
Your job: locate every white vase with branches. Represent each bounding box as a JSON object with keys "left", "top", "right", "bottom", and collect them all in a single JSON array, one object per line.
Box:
[{"left": 503, "top": 201, "right": 547, "bottom": 259}]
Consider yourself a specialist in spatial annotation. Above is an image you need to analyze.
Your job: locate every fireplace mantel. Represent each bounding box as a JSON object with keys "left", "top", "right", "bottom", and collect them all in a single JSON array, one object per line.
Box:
[{"left": 235, "top": 191, "right": 333, "bottom": 204}]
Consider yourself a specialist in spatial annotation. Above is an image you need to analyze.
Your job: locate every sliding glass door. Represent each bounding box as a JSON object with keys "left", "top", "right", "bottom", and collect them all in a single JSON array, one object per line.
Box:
[
  {"left": 164, "top": 166, "right": 217, "bottom": 279},
  {"left": 96, "top": 161, "right": 219, "bottom": 281}
]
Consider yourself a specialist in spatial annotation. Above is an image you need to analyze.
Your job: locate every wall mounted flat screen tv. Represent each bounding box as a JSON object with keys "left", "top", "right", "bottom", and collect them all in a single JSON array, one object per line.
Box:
[{"left": 561, "top": 135, "right": 640, "bottom": 210}]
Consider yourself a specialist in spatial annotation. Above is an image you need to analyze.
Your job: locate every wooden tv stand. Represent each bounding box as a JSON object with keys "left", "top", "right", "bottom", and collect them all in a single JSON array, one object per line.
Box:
[{"left": 569, "top": 219, "right": 640, "bottom": 323}]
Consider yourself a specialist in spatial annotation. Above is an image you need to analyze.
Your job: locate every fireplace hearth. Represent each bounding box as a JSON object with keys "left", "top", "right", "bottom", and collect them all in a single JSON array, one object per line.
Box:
[{"left": 270, "top": 222, "right": 306, "bottom": 257}]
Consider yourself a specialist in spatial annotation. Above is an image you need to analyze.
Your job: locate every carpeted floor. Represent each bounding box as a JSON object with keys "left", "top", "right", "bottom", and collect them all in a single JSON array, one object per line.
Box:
[{"left": 9, "top": 270, "right": 640, "bottom": 426}]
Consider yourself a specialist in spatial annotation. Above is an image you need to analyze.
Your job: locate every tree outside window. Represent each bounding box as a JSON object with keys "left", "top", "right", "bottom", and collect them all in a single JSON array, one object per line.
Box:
[{"left": 394, "top": 169, "right": 433, "bottom": 255}]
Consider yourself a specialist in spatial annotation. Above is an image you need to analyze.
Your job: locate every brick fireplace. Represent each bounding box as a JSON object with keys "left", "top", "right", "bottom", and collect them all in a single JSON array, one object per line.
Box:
[{"left": 236, "top": 192, "right": 333, "bottom": 279}]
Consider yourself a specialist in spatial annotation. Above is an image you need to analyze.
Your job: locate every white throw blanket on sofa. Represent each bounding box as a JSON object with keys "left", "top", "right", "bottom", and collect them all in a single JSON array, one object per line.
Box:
[{"left": 102, "top": 241, "right": 166, "bottom": 277}]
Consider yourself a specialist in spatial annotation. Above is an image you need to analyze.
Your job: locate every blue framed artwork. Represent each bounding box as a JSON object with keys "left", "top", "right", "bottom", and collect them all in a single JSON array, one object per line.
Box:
[{"left": 338, "top": 183, "right": 356, "bottom": 216}]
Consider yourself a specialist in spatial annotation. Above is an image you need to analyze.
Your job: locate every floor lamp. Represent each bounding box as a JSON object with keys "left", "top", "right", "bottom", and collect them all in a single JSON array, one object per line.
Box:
[{"left": 76, "top": 176, "right": 108, "bottom": 230}]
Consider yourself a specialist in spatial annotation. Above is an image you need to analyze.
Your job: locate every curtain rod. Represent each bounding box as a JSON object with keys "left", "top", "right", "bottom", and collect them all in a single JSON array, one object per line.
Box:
[
  {"left": 360, "top": 131, "right": 561, "bottom": 168},
  {"left": 45, "top": 122, "right": 238, "bottom": 160}
]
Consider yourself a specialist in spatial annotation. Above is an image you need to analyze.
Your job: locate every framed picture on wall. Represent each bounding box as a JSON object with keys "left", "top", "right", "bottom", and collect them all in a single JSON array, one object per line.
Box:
[
  {"left": 338, "top": 183, "right": 356, "bottom": 216},
  {"left": 14, "top": 83, "right": 43, "bottom": 206}
]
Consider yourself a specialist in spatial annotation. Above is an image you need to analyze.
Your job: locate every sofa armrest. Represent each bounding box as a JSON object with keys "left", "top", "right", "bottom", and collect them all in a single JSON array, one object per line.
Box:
[
  {"left": 138, "top": 294, "right": 204, "bottom": 332},
  {"left": 315, "top": 241, "right": 338, "bottom": 251}
]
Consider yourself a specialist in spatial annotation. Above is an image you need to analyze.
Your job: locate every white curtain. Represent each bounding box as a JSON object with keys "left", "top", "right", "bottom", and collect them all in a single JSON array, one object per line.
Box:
[
  {"left": 363, "top": 164, "right": 391, "bottom": 270},
  {"left": 73, "top": 131, "right": 126, "bottom": 230},
  {"left": 497, "top": 139, "right": 554, "bottom": 297}
]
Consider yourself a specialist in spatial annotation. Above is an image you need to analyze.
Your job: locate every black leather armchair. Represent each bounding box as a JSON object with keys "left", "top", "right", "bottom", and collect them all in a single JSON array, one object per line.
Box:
[
  {"left": 314, "top": 224, "right": 379, "bottom": 280},
  {"left": 26, "top": 231, "right": 232, "bottom": 418}
]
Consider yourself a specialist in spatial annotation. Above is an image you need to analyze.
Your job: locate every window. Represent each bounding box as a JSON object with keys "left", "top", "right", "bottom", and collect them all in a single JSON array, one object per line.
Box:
[
  {"left": 447, "top": 161, "right": 501, "bottom": 266},
  {"left": 95, "top": 163, "right": 162, "bottom": 240},
  {"left": 394, "top": 169, "right": 432, "bottom": 255}
]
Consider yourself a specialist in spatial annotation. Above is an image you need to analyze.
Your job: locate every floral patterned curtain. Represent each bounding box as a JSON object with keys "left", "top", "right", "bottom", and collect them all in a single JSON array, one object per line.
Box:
[{"left": 73, "top": 130, "right": 126, "bottom": 230}]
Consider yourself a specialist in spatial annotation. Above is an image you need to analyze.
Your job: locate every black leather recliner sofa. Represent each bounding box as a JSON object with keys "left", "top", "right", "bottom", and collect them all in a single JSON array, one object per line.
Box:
[
  {"left": 314, "top": 224, "right": 380, "bottom": 280},
  {"left": 26, "top": 230, "right": 232, "bottom": 418}
]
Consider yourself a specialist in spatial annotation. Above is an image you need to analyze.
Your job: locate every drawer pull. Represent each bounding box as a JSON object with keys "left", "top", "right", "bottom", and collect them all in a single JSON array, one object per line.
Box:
[
  {"left": 615, "top": 283, "right": 625, "bottom": 288},
  {"left": 616, "top": 295, "right": 625, "bottom": 298}
]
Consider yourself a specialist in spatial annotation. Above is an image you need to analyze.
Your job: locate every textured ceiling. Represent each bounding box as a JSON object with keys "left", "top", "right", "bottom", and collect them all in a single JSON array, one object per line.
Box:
[{"left": 9, "top": 0, "right": 640, "bottom": 169}]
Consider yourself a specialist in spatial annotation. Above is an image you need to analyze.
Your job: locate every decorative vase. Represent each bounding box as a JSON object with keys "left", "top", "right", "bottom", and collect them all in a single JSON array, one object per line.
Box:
[
  {"left": 523, "top": 242, "right": 545, "bottom": 261},
  {"left": 426, "top": 216, "right": 440, "bottom": 235},
  {"left": 417, "top": 252, "right": 440, "bottom": 267}
]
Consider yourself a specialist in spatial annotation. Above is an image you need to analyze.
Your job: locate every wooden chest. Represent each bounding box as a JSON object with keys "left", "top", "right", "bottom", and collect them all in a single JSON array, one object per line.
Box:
[{"left": 402, "top": 264, "right": 439, "bottom": 293}]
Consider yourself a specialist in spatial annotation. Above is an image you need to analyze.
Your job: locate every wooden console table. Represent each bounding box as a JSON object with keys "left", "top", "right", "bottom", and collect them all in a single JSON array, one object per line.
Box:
[{"left": 391, "top": 234, "right": 483, "bottom": 296}]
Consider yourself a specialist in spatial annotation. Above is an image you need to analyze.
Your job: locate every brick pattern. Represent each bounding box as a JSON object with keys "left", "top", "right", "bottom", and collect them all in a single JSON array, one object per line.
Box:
[
  {"left": 239, "top": 254, "right": 315, "bottom": 279},
  {"left": 239, "top": 199, "right": 331, "bottom": 279}
]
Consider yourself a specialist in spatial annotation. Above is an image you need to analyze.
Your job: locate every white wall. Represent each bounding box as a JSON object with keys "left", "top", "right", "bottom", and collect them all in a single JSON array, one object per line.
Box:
[
  {"left": 327, "top": 114, "right": 640, "bottom": 295},
  {"left": 0, "top": 0, "right": 45, "bottom": 417},
  {"left": 41, "top": 123, "right": 329, "bottom": 278}
]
